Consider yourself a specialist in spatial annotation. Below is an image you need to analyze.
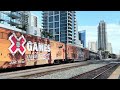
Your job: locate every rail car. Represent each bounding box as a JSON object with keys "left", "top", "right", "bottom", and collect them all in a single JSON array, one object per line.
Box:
[
  {"left": 0, "top": 27, "right": 99, "bottom": 69},
  {"left": 109, "top": 54, "right": 117, "bottom": 59},
  {"left": 89, "top": 51, "right": 99, "bottom": 60}
]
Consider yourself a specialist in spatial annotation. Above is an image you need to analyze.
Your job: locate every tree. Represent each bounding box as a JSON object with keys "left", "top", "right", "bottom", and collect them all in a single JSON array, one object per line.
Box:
[
  {"left": 98, "top": 47, "right": 102, "bottom": 51},
  {"left": 41, "top": 31, "right": 54, "bottom": 39},
  {"left": 104, "top": 51, "right": 110, "bottom": 59}
]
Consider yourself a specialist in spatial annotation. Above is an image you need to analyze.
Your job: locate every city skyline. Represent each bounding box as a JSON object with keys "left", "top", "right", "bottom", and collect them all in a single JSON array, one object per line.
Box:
[{"left": 32, "top": 11, "right": 120, "bottom": 54}]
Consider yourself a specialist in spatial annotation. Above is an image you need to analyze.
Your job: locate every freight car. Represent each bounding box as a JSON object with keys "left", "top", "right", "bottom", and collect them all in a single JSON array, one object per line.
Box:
[
  {"left": 0, "top": 27, "right": 98, "bottom": 69},
  {"left": 109, "top": 54, "right": 117, "bottom": 59}
]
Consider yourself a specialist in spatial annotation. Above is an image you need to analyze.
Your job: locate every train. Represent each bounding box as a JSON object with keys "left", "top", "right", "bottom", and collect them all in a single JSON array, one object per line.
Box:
[
  {"left": 0, "top": 27, "right": 99, "bottom": 69},
  {"left": 109, "top": 54, "right": 117, "bottom": 59}
]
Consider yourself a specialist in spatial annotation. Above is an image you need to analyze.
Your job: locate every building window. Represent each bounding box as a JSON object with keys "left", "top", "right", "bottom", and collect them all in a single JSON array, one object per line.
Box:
[
  {"left": 60, "top": 16, "right": 67, "bottom": 20},
  {"left": 60, "top": 11, "right": 67, "bottom": 14},
  {"left": 55, "top": 35, "right": 59, "bottom": 41},
  {"left": 55, "top": 22, "right": 59, "bottom": 28},
  {"left": 55, "top": 15, "right": 59, "bottom": 21},
  {"left": 55, "top": 28, "right": 59, "bottom": 34},
  {"left": 49, "top": 23, "right": 53, "bottom": 28},
  {"left": 49, "top": 11, "right": 53, "bottom": 16},
  {"left": 54, "top": 11, "right": 59, "bottom": 14},
  {"left": 60, "top": 34, "right": 66, "bottom": 37},
  {"left": 49, "top": 29, "right": 53, "bottom": 34},
  {"left": 60, "top": 31, "right": 67, "bottom": 34},
  {"left": 60, "top": 20, "right": 67, "bottom": 24},
  {"left": 60, "top": 26, "right": 67, "bottom": 31},
  {"left": 60, "top": 23, "right": 67, "bottom": 27},
  {"left": 60, "top": 37, "right": 67, "bottom": 42},
  {"left": 49, "top": 16, "right": 53, "bottom": 22}
]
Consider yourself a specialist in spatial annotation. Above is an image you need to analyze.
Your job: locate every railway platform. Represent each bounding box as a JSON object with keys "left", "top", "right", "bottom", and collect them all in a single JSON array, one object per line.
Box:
[{"left": 108, "top": 66, "right": 120, "bottom": 79}]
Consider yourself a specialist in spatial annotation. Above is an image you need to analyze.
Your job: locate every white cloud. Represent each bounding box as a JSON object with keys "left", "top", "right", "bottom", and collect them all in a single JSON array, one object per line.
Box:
[{"left": 78, "top": 23, "right": 120, "bottom": 54}]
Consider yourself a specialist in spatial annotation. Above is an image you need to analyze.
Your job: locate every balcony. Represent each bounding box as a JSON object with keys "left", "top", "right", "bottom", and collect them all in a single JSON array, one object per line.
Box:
[
  {"left": 74, "top": 22, "right": 76, "bottom": 25},
  {"left": 0, "top": 18, "right": 5, "bottom": 21},
  {"left": 42, "top": 26, "right": 47, "bottom": 29},
  {"left": 42, "top": 23, "right": 47, "bottom": 26},
  {"left": 74, "top": 33, "right": 76, "bottom": 35},
  {"left": 74, "top": 26, "right": 76, "bottom": 29},
  {"left": 68, "top": 22, "right": 72, "bottom": 26},
  {"left": 42, "top": 22, "right": 48, "bottom": 25},
  {"left": 68, "top": 16, "right": 72, "bottom": 20},
  {"left": 68, "top": 19, "right": 72, "bottom": 24},
  {"left": 7, "top": 20, "right": 21, "bottom": 26},
  {"left": 68, "top": 20, "right": 72, "bottom": 23},
  {"left": 68, "top": 13, "right": 72, "bottom": 17},
  {"left": 42, "top": 12, "right": 48, "bottom": 15},
  {"left": 68, "top": 39, "right": 72, "bottom": 42},
  {"left": 42, "top": 17, "right": 47, "bottom": 20},
  {"left": 7, "top": 12, "right": 21, "bottom": 19},
  {"left": 68, "top": 25, "right": 72, "bottom": 29},
  {"left": 68, "top": 41, "right": 72, "bottom": 44},
  {"left": 68, "top": 28, "right": 72, "bottom": 31},
  {"left": 68, "top": 30, "right": 72, "bottom": 34},
  {"left": 42, "top": 15, "right": 48, "bottom": 19},
  {"left": 68, "top": 37, "right": 72, "bottom": 40},
  {"left": 68, "top": 35, "right": 72, "bottom": 38}
]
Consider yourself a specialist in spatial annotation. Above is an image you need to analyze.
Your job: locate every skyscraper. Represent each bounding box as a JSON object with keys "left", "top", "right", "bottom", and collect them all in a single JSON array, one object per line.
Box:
[
  {"left": 98, "top": 20, "right": 107, "bottom": 51},
  {"left": 78, "top": 30, "right": 86, "bottom": 48},
  {"left": 42, "top": 11, "right": 77, "bottom": 44}
]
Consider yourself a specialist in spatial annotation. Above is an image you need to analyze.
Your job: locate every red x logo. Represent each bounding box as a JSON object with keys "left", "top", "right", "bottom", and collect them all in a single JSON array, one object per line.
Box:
[{"left": 8, "top": 33, "right": 26, "bottom": 55}]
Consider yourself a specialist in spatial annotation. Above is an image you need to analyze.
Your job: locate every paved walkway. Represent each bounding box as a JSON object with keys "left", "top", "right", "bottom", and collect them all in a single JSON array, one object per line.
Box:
[{"left": 108, "top": 66, "right": 120, "bottom": 79}]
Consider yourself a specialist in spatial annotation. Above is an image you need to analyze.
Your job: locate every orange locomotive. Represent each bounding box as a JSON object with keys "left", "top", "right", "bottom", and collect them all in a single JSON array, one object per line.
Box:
[{"left": 0, "top": 27, "right": 99, "bottom": 69}]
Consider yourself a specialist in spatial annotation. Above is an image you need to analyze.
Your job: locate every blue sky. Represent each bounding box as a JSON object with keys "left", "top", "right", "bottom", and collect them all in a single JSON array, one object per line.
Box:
[
  {"left": 31, "top": 11, "right": 120, "bottom": 54},
  {"left": 31, "top": 11, "right": 120, "bottom": 26}
]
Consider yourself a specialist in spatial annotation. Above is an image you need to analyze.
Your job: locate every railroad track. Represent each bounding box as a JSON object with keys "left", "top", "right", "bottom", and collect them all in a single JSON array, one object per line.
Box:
[
  {"left": 70, "top": 63, "right": 120, "bottom": 79},
  {"left": 0, "top": 61, "right": 93, "bottom": 79}
]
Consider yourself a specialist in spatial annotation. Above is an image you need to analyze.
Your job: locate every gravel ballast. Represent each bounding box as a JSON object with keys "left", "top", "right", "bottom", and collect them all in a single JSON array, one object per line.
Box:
[{"left": 33, "top": 64, "right": 107, "bottom": 79}]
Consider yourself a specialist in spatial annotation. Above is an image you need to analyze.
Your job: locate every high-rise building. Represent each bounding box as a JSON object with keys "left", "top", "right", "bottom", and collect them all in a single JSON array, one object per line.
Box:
[
  {"left": 107, "top": 42, "right": 112, "bottom": 53},
  {"left": 98, "top": 20, "right": 107, "bottom": 51},
  {"left": 42, "top": 11, "right": 77, "bottom": 44},
  {"left": 0, "top": 11, "right": 30, "bottom": 32},
  {"left": 27, "top": 13, "right": 41, "bottom": 36},
  {"left": 88, "top": 41, "right": 97, "bottom": 52},
  {"left": 78, "top": 30, "right": 86, "bottom": 48},
  {"left": 0, "top": 11, "right": 41, "bottom": 37},
  {"left": 29, "top": 13, "right": 38, "bottom": 27}
]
